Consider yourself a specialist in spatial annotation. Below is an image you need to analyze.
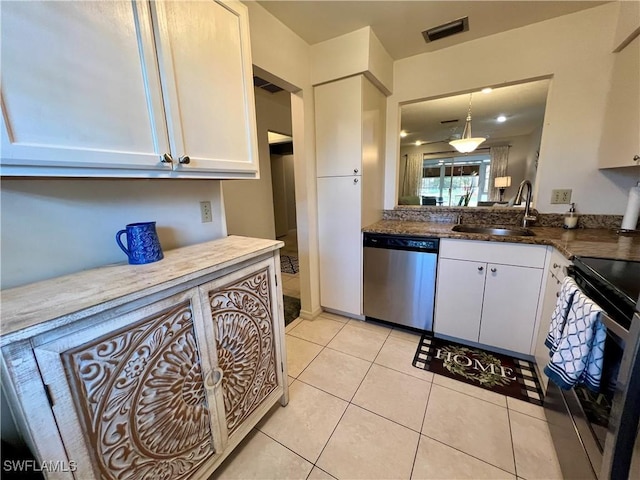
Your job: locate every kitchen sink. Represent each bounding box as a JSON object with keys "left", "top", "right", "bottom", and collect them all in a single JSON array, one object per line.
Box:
[{"left": 451, "top": 225, "right": 535, "bottom": 236}]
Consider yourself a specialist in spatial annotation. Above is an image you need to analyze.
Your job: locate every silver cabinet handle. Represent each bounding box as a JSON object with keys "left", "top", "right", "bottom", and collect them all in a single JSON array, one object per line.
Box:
[
  {"left": 477, "top": 266, "right": 484, "bottom": 271},
  {"left": 161, "top": 153, "right": 173, "bottom": 163},
  {"left": 354, "top": 168, "right": 359, "bottom": 174},
  {"left": 178, "top": 155, "right": 191, "bottom": 165},
  {"left": 633, "top": 155, "right": 640, "bottom": 163},
  {"left": 354, "top": 178, "right": 359, "bottom": 184},
  {"left": 490, "top": 267, "right": 497, "bottom": 273}
]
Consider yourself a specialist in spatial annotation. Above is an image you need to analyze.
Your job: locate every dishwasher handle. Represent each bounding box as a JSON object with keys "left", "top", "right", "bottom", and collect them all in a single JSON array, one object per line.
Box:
[{"left": 363, "top": 233, "right": 439, "bottom": 254}]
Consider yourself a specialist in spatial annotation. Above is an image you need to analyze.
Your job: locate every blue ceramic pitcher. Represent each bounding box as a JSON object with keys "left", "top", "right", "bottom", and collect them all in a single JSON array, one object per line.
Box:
[{"left": 116, "top": 222, "right": 164, "bottom": 265}]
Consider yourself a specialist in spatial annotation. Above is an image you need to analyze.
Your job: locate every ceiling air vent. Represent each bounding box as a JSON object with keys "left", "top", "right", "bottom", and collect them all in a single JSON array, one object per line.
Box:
[
  {"left": 253, "top": 76, "right": 284, "bottom": 93},
  {"left": 422, "top": 17, "right": 469, "bottom": 43}
]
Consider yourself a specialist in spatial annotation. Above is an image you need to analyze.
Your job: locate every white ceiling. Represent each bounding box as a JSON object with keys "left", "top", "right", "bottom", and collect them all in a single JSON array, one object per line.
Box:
[
  {"left": 256, "top": 1, "right": 608, "bottom": 60},
  {"left": 400, "top": 79, "right": 551, "bottom": 149}
]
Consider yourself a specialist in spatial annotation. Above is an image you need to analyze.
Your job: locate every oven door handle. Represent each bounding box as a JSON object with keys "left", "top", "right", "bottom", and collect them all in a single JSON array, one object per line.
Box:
[
  {"left": 600, "top": 312, "right": 629, "bottom": 343},
  {"left": 569, "top": 268, "right": 630, "bottom": 342}
]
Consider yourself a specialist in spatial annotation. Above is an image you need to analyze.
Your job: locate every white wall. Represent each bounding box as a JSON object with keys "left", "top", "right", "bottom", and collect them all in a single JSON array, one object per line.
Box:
[
  {"left": 384, "top": 2, "right": 640, "bottom": 214},
  {"left": 243, "top": 1, "right": 322, "bottom": 319},
  {"left": 223, "top": 88, "right": 292, "bottom": 240},
  {"left": 284, "top": 154, "right": 297, "bottom": 230},
  {"left": 0, "top": 179, "right": 226, "bottom": 289},
  {"left": 311, "top": 26, "right": 393, "bottom": 95}
]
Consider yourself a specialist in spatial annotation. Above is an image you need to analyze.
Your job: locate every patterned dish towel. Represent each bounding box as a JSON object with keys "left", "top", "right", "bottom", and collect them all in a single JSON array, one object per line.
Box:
[
  {"left": 544, "top": 285, "right": 607, "bottom": 391},
  {"left": 545, "top": 277, "right": 580, "bottom": 352}
]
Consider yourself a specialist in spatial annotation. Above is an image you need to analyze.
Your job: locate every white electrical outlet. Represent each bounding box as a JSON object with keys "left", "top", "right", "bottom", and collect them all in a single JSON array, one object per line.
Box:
[
  {"left": 550, "top": 189, "right": 572, "bottom": 204},
  {"left": 200, "top": 201, "right": 212, "bottom": 223}
]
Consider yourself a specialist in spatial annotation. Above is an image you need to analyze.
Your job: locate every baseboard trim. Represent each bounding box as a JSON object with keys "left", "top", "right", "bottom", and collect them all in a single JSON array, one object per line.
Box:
[
  {"left": 321, "top": 307, "right": 364, "bottom": 321},
  {"left": 299, "top": 306, "right": 323, "bottom": 320}
]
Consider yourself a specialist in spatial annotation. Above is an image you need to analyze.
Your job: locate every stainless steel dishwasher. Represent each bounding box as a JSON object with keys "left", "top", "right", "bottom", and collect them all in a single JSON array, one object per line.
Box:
[{"left": 363, "top": 233, "right": 439, "bottom": 331}]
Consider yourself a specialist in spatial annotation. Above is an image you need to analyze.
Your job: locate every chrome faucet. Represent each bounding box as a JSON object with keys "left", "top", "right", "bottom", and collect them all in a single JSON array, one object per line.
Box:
[{"left": 514, "top": 180, "right": 537, "bottom": 228}]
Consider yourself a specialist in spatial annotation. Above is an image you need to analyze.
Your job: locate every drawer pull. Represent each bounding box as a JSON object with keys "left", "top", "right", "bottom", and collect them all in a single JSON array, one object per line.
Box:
[
  {"left": 490, "top": 267, "right": 497, "bottom": 273},
  {"left": 553, "top": 263, "right": 559, "bottom": 268},
  {"left": 354, "top": 168, "right": 359, "bottom": 174},
  {"left": 354, "top": 178, "right": 359, "bottom": 184},
  {"left": 161, "top": 153, "right": 173, "bottom": 164},
  {"left": 477, "top": 266, "right": 484, "bottom": 271},
  {"left": 178, "top": 155, "right": 191, "bottom": 165}
]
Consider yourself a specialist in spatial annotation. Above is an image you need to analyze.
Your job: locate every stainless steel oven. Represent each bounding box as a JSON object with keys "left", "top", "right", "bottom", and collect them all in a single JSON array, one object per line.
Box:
[{"left": 544, "top": 256, "right": 640, "bottom": 479}]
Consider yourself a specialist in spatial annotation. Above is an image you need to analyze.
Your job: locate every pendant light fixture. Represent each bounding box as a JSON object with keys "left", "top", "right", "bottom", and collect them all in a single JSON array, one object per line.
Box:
[{"left": 449, "top": 93, "right": 486, "bottom": 153}]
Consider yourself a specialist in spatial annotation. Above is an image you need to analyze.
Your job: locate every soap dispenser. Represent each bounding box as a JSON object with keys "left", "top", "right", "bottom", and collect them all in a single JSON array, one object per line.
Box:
[{"left": 564, "top": 203, "right": 579, "bottom": 229}]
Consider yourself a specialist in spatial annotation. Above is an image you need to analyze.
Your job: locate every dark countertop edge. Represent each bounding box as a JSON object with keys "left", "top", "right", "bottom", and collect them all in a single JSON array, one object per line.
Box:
[
  {"left": 362, "top": 222, "right": 637, "bottom": 262},
  {"left": 364, "top": 226, "right": 567, "bottom": 254}
]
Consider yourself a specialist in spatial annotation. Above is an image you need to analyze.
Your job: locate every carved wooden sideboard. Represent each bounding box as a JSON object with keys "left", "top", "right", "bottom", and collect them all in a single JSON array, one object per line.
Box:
[{"left": 0, "top": 236, "right": 289, "bottom": 480}]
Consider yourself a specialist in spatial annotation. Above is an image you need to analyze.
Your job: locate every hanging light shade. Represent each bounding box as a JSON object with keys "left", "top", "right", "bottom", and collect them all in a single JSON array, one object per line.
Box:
[{"left": 449, "top": 94, "right": 486, "bottom": 153}]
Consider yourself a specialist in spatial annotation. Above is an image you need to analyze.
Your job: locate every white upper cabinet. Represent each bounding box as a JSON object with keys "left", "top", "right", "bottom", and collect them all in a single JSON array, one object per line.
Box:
[
  {"left": 0, "top": 1, "right": 170, "bottom": 175},
  {"left": 151, "top": 0, "right": 258, "bottom": 175},
  {"left": 598, "top": 34, "right": 640, "bottom": 169},
  {"left": 315, "top": 76, "right": 364, "bottom": 177},
  {"left": 0, "top": 0, "right": 258, "bottom": 178}
]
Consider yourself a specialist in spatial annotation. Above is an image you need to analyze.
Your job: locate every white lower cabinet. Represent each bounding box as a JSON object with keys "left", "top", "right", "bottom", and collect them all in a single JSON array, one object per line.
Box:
[
  {"left": 1, "top": 238, "right": 287, "bottom": 480},
  {"left": 317, "top": 176, "right": 363, "bottom": 316},
  {"left": 433, "top": 258, "right": 486, "bottom": 343},
  {"left": 435, "top": 239, "right": 547, "bottom": 355},
  {"left": 534, "top": 250, "right": 572, "bottom": 392},
  {"left": 479, "top": 263, "right": 544, "bottom": 353}
]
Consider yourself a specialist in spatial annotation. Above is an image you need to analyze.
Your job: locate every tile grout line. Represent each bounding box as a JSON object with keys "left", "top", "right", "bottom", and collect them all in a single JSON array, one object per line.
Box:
[
  {"left": 410, "top": 378, "right": 435, "bottom": 479},
  {"left": 254, "top": 427, "right": 318, "bottom": 472},
  {"left": 287, "top": 319, "right": 348, "bottom": 348},
  {"left": 419, "top": 432, "right": 519, "bottom": 478},
  {"left": 287, "top": 320, "right": 530, "bottom": 479},
  {"left": 307, "top": 342, "right": 365, "bottom": 478},
  {"left": 506, "top": 407, "right": 519, "bottom": 478}
]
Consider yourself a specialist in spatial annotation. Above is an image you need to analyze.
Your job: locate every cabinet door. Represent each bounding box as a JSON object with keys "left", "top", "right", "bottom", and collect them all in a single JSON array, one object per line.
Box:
[
  {"left": 199, "top": 257, "right": 287, "bottom": 444},
  {"left": 434, "top": 258, "right": 486, "bottom": 343},
  {"left": 480, "top": 264, "right": 544, "bottom": 354},
  {"left": 0, "top": 1, "right": 171, "bottom": 176},
  {"left": 598, "top": 35, "right": 640, "bottom": 168},
  {"left": 151, "top": 0, "right": 259, "bottom": 176},
  {"left": 315, "top": 76, "right": 363, "bottom": 177},
  {"left": 33, "top": 290, "right": 223, "bottom": 480},
  {"left": 317, "top": 176, "right": 363, "bottom": 316},
  {"left": 534, "top": 270, "right": 563, "bottom": 392}
]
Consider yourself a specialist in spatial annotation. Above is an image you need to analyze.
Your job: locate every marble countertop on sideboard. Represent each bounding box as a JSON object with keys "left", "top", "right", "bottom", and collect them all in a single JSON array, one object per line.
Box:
[{"left": 363, "top": 220, "right": 640, "bottom": 262}]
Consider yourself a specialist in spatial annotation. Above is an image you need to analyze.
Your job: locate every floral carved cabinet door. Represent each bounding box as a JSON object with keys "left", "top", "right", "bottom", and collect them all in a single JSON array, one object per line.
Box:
[
  {"left": 33, "top": 289, "right": 223, "bottom": 480},
  {"left": 199, "top": 257, "right": 287, "bottom": 442}
]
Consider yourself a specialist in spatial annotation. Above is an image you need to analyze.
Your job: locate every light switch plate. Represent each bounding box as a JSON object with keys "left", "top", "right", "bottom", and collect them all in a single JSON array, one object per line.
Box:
[{"left": 550, "top": 189, "right": 572, "bottom": 204}]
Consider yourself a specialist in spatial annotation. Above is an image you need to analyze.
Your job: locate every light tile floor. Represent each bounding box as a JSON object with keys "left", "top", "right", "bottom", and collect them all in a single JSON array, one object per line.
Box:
[{"left": 214, "top": 313, "right": 563, "bottom": 480}]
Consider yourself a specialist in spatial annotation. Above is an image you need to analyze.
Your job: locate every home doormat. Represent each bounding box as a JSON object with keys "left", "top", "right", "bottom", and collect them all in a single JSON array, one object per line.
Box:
[
  {"left": 283, "top": 295, "right": 301, "bottom": 326},
  {"left": 280, "top": 255, "right": 299, "bottom": 274},
  {"left": 413, "top": 334, "right": 544, "bottom": 405}
]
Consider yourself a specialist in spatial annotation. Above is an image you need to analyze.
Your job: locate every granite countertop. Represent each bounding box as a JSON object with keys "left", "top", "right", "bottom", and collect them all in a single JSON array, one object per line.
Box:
[{"left": 363, "top": 220, "right": 640, "bottom": 262}]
